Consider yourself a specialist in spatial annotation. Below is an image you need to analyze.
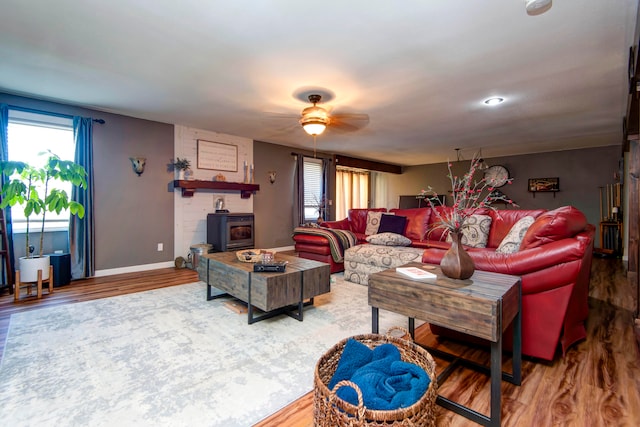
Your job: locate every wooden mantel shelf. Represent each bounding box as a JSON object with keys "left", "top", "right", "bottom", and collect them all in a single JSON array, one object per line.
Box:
[{"left": 173, "top": 180, "right": 260, "bottom": 198}]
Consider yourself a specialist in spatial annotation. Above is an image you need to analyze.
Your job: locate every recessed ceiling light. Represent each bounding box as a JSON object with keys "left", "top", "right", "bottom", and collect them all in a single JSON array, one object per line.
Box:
[
  {"left": 484, "top": 97, "right": 505, "bottom": 106},
  {"left": 526, "top": 0, "right": 552, "bottom": 16}
]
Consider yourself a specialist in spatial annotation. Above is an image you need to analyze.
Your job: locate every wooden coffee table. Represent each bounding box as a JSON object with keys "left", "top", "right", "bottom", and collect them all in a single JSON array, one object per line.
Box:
[
  {"left": 368, "top": 262, "right": 521, "bottom": 427},
  {"left": 198, "top": 252, "right": 330, "bottom": 324}
]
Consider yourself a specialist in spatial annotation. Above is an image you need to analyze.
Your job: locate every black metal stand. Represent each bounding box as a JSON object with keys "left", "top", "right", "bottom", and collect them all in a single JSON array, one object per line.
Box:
[{"left": 246, "top": 272, "right": 313, "bottom": 324}]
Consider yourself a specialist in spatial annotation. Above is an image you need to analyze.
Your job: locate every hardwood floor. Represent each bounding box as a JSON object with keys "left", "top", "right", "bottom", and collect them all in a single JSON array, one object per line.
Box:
[
  {"left": 1, "top": 258, "right": 638, "bottom": 426},
  {"left": 259, "top": 257, "right": 640, "bottom": 427}
]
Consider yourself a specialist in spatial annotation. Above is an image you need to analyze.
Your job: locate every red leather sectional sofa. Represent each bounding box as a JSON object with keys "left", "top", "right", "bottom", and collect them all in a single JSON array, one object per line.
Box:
[
  {"left": 293, "top": 207, "right": 433, "bottom": 272},
  {"left": 293, "top": 205, "right": 595, "bottom": 361}
]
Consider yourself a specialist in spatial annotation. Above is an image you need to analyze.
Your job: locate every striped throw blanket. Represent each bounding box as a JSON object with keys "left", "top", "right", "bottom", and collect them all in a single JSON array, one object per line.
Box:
[{"left": 293, "top": 226, "right": 358, "bottom": 263}]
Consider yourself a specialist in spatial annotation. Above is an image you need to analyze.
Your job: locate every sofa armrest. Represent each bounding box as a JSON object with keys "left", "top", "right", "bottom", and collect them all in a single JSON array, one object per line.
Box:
[
  {"left": 320, "top": 218, "right": 350, "bottom": 230},
  {"left": 292, "top": 233, "right": 331, "bottom": 246},
  {"left": 468, "top": 237, "right": 590, "bottom": 277}
]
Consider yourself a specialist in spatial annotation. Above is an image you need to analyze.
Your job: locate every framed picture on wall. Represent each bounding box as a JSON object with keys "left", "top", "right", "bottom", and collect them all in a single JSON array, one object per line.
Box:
[
  {"left": 528, "top": 177, "right": 559, "bottom": 192},
  {"left": 197, "top": 139, "right": 238, "bottom": 172}
]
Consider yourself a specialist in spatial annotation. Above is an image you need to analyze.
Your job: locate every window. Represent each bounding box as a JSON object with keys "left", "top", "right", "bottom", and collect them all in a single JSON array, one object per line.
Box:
[
  {"left": 6, "top": 110, "right": 75, "bottom": 232},
  {"left": 303, "top": 157, "right": 324, "bottom": 221},
  {"left": 335, "top": 166, "right": 369, "bottom": 219}
]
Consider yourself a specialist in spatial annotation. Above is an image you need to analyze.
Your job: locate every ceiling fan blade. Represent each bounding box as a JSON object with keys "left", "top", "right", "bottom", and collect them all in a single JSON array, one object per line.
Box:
[
  {"left": 262, "top": 122, "right": 300, "bottom": 138},
  {"left": 329, "top": 113, "right": 370, "bottom": 133},
  {"left": 331, "top": 113, "right": 369, "bottom": 121},
  {"left": 263, "top": 111, "right": 299, "bottom": 119}
]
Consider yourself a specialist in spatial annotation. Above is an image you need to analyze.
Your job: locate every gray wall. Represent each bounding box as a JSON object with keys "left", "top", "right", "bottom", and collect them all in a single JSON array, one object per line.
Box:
[
  {"left": 387, "top": 146, "right": 621, "bottom": 247},
  {"left": 253, "top": 141, "right": 296, "bottom": 249},
  {"left": 0, "top": 93, "right": 175, "bottom": 271},
  {"left": 253, "top": 141, "right": 337, "bottom": 249}
]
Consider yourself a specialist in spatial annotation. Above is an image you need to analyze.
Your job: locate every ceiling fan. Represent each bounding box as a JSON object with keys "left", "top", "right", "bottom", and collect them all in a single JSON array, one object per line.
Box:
[{"left": 297, "top": 94, "right": 369, "bottom": 136}]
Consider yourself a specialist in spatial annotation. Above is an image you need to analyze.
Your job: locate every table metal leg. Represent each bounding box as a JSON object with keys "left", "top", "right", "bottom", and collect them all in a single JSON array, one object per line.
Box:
[
  {"left": 512, "top": 289, "right": 522, "bottom": 385},
  {"left": 247, "top": 272, "right": 310, "bottom": 324},
  {"left": 372, "top": 307, "right": 379, "bottom": 334},
  {"left": 490, "top": 338, "right": 502, "bottom": 427}
]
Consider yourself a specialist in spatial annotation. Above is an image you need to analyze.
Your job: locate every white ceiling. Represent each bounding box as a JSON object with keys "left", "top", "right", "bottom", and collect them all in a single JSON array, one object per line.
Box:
[{"left": 0, "top": 0, "right": 637, "bottom": 165}]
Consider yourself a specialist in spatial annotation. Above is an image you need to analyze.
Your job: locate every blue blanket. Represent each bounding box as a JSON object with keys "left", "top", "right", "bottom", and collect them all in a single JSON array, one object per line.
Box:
[{"left": 328, "top": 338, "right": 431, "bottom": 410}]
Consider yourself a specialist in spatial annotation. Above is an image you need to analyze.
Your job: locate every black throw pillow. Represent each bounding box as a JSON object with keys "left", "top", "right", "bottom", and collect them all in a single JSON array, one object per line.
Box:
[{"left": 377, "top": 214, "right": 407, "bottom": 235}]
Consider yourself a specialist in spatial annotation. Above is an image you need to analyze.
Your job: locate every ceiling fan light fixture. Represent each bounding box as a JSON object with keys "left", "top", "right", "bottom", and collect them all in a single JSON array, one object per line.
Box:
[
  {"left": 300, "top": 102, "right": 329, "bottom": 135},
  {"left": 301, "top": 121, "right": 327, "bottom": 136}
]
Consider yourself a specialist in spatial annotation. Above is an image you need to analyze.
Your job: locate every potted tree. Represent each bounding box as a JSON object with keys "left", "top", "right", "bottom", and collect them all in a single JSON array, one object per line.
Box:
[{"left": 0, "top": 151, "right": 87, "bottom": 282}]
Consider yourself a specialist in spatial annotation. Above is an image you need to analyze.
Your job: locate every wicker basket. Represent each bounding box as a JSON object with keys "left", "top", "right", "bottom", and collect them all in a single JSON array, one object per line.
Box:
[
  {"left": 313, "top": 328, "right": 437, "bottom": 426},
  {"left": 235, "top": 249, "right": 264, "bottom": 263}
]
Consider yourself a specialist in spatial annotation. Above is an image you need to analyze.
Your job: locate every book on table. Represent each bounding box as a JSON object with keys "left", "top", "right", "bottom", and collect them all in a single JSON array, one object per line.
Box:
[
  {"left": 396, "top": 267, "right": 437, "bottom": 280},
  {"left": 395, "top": 266, "right": 437, "bottom": 280}
]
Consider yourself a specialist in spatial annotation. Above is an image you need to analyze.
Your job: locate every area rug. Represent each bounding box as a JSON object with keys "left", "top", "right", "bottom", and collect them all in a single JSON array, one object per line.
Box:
[{"left": 0, "top": 274, "right": 413, "bottom": 427}]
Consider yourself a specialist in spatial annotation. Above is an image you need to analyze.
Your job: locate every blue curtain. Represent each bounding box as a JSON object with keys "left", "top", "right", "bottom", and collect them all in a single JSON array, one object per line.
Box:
[
  {"left": 294, "top": 154, "right": 305, "bottom": 227},
  {"left": 322, "top": 157, "right": 330, "bottom": 220},
  {"left": 70, "top": 117, "right": 95, "bottom": 279},
  {"left": 0, "top": 104, "right": 15, "bottom": 285}
]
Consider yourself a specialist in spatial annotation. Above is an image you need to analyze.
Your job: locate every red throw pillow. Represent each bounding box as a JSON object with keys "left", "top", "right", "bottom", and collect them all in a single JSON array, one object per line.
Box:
[{"left": 389, "top": 208, "right": 431, "bottom": 241}]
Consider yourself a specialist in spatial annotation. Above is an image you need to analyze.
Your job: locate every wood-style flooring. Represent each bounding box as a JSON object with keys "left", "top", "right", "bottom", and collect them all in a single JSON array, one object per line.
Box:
[{"left": 1, "top": 257, "right": 638, "bottom": 426}]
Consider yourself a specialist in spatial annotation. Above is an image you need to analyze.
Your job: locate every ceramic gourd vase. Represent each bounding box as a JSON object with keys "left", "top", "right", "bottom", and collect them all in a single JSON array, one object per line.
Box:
[{"left": 440, "top": 231, "right": 475, "bottom": 280}]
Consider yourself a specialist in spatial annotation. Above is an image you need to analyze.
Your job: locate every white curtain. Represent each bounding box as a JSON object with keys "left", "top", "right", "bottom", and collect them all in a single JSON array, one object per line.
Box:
[
  {"left": 335, "top": 168, "right": 369, "bottom": 219},
  {"left": 370, "top": 171, "right": 389, "bottom": 209}
]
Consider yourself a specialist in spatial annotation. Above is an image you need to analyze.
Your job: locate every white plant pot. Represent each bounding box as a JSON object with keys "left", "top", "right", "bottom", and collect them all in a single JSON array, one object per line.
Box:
[{"left": 19, "top": 256, "right": 50, "bottom": 283}]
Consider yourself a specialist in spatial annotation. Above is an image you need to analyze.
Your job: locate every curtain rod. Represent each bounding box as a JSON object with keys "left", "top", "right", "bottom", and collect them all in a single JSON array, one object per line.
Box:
[
  {"left": 290, "top": 151, "right": 333, "bottom": 161},
  {"left": 7, "top": 104, "right": 105, "bottom": 124}
]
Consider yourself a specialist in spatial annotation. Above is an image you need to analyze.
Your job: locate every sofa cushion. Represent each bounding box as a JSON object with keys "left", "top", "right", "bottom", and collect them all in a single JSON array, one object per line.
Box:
[
  {"left": 446, "top": 214, "right": 492, "bottom": 248},
  {"left": 426, "top": 206, "right": 450, "bottom": 242},
  {"left": 344, "top": 244, "right": 426, "bottom": 285},
  {"left": 496, "top": 216, "right": 535, "bottom": 254},
  {"left": 487, "top": 209, "right": 547, "bottom": 248},
  {"left": 365, "top": 232, "right": 412, "bottom": 246},
  {"left": 520, "top": 206, "right": 588, "bottom": 250},
  {"left": 365, "top": 211, "right": 394, "bottom": 235},
  {"left": 378, "top": 214, "right": 407, "bottom": 234},
  {"left": 388, "top": 208, "right": 431, "bottom": 241},
  {"left": 348, "top": 208, "right": 387, "bottom": 234}
]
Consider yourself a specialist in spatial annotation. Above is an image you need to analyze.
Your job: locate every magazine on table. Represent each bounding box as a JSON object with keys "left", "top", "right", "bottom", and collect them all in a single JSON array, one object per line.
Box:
[{"left": 395, "top": 266, "right": 437, "bottom": 280}]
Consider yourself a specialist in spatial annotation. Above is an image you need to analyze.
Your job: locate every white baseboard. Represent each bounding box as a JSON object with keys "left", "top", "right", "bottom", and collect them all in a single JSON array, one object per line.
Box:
[
  {"left": 93, "top": 247, "right": 295, "bottom": 277},
  {"left": 94, "top": 261, "right": 175, "bottom": 277},
  {"left": 267, "top": 245, "right": 295, "bottom": 252}
]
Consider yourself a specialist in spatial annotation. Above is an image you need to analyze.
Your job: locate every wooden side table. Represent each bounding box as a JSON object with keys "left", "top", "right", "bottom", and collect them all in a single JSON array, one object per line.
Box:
[
  {"left": 14, "top": 265, "right": 54, "bottom": 302},
  {"left": 369, "top": 263, "right": 521, "bottom": 427},
  {"left": 598, "top": 221, "right": 622, "bottom": 255}
]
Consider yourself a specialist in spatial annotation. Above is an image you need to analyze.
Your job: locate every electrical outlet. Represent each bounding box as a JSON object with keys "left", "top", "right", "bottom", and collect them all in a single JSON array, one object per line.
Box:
[{"left": 157, "top": 243, "right": 163, "bottom": 251}]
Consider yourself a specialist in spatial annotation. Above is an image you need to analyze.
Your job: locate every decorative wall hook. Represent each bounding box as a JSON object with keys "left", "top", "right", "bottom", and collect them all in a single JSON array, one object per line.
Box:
[
  {"left": 129, "top": 157, "right": 146, "bottom": 176},
  {"left": 268, "top": 170, "right": 277, "bottom": 184}
]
